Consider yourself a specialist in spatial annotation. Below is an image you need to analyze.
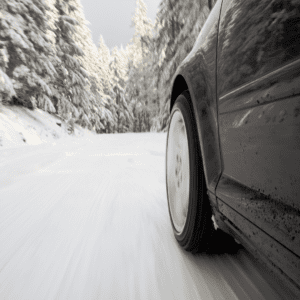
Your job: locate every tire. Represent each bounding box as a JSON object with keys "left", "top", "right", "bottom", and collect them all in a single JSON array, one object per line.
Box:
[{"left": 166, "top": 91, "right": 214, "bottom": 253}]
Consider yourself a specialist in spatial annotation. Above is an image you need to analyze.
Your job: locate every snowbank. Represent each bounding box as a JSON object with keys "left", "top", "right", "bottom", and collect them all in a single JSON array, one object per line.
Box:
[{"left": 0, "top": 104, "right": 96, "bottom": 150}]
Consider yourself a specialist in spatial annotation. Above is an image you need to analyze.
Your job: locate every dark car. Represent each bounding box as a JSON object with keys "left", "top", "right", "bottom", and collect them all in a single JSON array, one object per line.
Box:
[{"left": 165, "top": 0, "right": 300, "bottom": 296}]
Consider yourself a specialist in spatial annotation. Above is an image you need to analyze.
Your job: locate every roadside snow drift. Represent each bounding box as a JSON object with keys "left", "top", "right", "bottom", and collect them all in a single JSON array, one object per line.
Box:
[{"left": 0, "top": 104, "right": 94, "bottom": 150}]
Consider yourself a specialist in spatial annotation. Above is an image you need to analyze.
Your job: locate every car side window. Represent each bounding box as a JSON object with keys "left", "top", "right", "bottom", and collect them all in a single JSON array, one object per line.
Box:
[{"left": 218, "top": 0, "right": 300, "bottom": 96}]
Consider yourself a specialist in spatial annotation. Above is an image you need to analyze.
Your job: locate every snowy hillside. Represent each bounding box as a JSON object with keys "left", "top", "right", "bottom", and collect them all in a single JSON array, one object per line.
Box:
[{"left": 0, "top": 104, "right": 95, "bottom": 150}]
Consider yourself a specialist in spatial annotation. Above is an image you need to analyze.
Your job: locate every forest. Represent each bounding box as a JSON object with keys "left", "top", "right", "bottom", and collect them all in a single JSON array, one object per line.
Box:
[{"left": 0, "top": 0, "right": 215, "bottom": 134}]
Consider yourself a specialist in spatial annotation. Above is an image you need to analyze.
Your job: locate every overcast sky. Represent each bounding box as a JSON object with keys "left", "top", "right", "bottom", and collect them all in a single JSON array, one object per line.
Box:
[{"left": 79, "top": 0, "right": 161, "bottom": 51}]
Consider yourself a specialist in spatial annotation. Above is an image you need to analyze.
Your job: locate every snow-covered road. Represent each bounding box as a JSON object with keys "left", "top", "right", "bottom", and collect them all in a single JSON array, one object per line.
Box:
[{"left": 0, "top": 133, "right": 287, "bottom": 299}]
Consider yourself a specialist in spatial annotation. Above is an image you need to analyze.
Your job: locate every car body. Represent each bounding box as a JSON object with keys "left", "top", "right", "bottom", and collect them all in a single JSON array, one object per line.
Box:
[{"left": 167, "top": 0, "right": 300, "bottom": 295}]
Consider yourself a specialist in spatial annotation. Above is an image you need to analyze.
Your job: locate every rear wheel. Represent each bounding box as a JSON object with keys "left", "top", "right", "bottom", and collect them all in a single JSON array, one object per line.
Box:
[{"left": 166, "top": 91, "right": 214, "bottom": 253}]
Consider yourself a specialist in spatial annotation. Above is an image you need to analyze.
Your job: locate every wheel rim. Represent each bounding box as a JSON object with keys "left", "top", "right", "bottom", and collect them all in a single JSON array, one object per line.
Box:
[{"left": 167, "top": 110, "right": 190, "bottom": 234}]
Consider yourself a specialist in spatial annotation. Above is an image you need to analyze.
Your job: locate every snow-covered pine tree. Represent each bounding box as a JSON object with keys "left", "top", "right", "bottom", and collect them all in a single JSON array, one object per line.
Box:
[
  {"left": 97, "top": 35, "right": 112, "bottom": 96},
  {"left": 154, "top": 0, "right": 184, "bottom": 130},
  {"left": 51, "top": 0, "right": 91, "bottom": 124},
  {"left": 154, "top": 0, "right": 211, "bottom": 131},
  {"left": 96, "top": 35, "right": 120, "bottom": 133},
  {"left": 67, "top": 0, "right": 113, "bottom": 132},
  {"left": 110, "top": 47, "right": 132, "bottom": 133},
  {"left": 125, "top": 59, "right": 146, "bottom": 132},
  {"left": 130, "top": 0, "right": 153, "bottom": 58},
  {"left": 148, "top": 16, "right": 164, "bottom": 124},
  {"left": 0, "top": 38, "right": 15, "bottom": 104},
  {"left": 0, "top": 0, "right": 58, "bottom": 112},
  {"left": 125, "top": 0, "right": 156, "bottom": 132},
  {"left": 102, "top": 95, "right": 117, "bottom": 134},
  {"left": 125, "top": 0, "right": 214, "bottom": 132}
]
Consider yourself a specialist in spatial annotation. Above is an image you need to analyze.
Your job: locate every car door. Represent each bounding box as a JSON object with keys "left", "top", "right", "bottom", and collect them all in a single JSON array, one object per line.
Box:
[{"left": 216, "top": 0, "right": 300, "bottom": 286}]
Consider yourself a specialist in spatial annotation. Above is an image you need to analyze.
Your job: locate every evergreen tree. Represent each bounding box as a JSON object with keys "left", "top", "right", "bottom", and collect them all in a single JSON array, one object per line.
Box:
[
  {"left": 44, "top": 0, "right": 59, "bottom": 54},
  {"left": 110, "top": 47, "right": 132, "bottom": 133},
  {"left": 67, "top": 0, "right": 111, "bottom": 132},
  {"left": 0, "top": 0, "right": 58, "bottom": 111},
  {"left": 103, "top": 95, "right": 117, "bottom": 133},
  {"left": 154, "top": 0, "right": 211, "bottom": 131},
  {"left": 0, "top": 38, "right": 15, "bottom": 103},
  {"left": 125, "top": 0, "right": 156, "bottom": 132},
  {"left": 97, "top": 38, "right": 120, "bottom": 133},
  {"left": 97, "top": 35, "right": 112, "bottom": 96},
  {"left": 131, "top": 0, "right": 153, "bottom": 56},
  {"left": 51, "top": 0, "right": 90, "bottom": 124}
]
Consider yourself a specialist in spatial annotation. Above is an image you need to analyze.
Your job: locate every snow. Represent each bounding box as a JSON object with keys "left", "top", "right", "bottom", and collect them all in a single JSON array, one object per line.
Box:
[
  {"left": 0, "top": 104, "right": 94, "bottom": 150},
  {"left": 0, "top": 106, "right": 289, "bottom": 299}
]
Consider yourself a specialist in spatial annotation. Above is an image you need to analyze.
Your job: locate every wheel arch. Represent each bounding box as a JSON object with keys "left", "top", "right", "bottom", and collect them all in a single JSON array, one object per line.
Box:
[
  {"left": 170, "top": 75, "right": 189, "bottom": 113},
  {"left": 170, "top": 71, "right": 222, "bottom": 203}
]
